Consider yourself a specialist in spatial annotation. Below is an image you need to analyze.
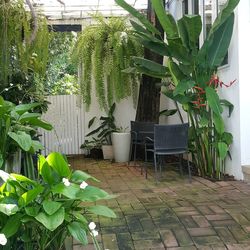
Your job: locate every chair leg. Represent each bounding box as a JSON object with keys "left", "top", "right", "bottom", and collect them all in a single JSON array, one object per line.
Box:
[
  {"left": 133, "top": 144, "right": 137, "bottom": 165},
  {"left": 179, "top": 154, "right": 183, "bottom": 176},
  {"left": 187, "top": 153, "right": 192, "bottom": 183},
  {"left": 154, "top": 153, "right": 158, "bottom": 181},
  {"left": 128, "top": 142, "right": 133, "bottom": 166}
]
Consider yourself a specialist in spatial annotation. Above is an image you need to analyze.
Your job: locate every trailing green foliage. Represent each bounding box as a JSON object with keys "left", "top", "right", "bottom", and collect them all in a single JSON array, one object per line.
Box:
[
  {"left": 116, "top": 0, "right": 239, "bottom": 179},
  {"left": 72, "top": 15, "right": 142, "bottom": 111},
  {"left": 0, "top": 152, "right": 115, "bottom": 249},
  {"left": 0, "top": 0, "right": 50, "bottom": 106}
]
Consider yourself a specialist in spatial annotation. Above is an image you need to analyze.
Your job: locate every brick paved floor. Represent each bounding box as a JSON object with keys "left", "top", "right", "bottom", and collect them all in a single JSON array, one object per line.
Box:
[{"left": 69, "top": 156, "right": 250, "bottom": 250}]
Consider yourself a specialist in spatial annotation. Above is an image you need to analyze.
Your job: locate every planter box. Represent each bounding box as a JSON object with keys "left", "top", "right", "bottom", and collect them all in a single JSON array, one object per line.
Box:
[
  {"left": 112, "top": 132, "right": 131, "bottom": 163},
  {"left": 102, "top": 145, "right": 114, "bottom": 160}
]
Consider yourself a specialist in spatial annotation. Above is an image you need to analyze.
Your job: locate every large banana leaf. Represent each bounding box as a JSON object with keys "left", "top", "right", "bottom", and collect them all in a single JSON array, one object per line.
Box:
[
  {"left": 206, "top": 13, "right": 234, "bottom": 67},
  {"left": 205, "top": 87, "right": 223, "bottom": 115},
  {"left": 133, "top": 57, "right": 169, "bottom": 78},
  {"left": 178, "top": 15, "right": 202, "bottom": 51},
  {"left": 151, "top": 0, "right": 179, "bottom": 39},
  {"left": 115, "top": 0, "right": 160, "bottom": 35},
  {"left": 208, "top": 0, "right": 240, "bottom": 37},
  {"left": 167, "top": 60, "right": 187, "bottom": 86}
]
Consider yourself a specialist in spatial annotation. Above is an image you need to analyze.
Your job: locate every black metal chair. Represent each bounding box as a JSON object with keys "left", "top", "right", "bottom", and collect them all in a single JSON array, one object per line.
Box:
[
  {"left": 145, "top": 123, "right": 191, "bottom": 182},
  {"left": 129, "top": 121, "right": 154, "bottom": 165}
]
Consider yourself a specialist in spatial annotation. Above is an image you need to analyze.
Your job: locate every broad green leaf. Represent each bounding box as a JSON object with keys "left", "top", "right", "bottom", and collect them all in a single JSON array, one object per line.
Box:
[
  {"left": 1, "top": 213, "right": 22, "bottom": 237},
  {"left": 133, "top": 57, "right": 168, "bottom": 78},
  {"left": 71, "top": 170, "right": 99, "bottom": 183},
  {"left": 68, "top": 222, "right": 88, "bottom": 245},
  {"left": 29, "top": 140, "right": 44, "bottom": 154},
  {"left": 220, "top": 99, "right": 234, "bottom": 117},
  {"left": 25, "top": 206, "right": 40, "bottom": 217},
  {"left": 222, "top": 132, "right": 233, "bottom": 145},
  {"left": 209, "top": 0, "right": 239, "bottom": 36},
  {"left": 19, "top": 112, "right": 41, "bottom": 123},
  {"left": 213, "top": 113, "right": 225, "bottom": 135},
  {"left": 207, "top": 13, "right": 234, "bottom": 67},
  {"left": 162, "top": 90, "right": 191, "bottom": 105},
  {"left": 173, "top": 80, "right": 195, "bottom": 96},
  {"left": 87, "top": 205, "right": 116, "bottom": 218},
  {"left": 46, "top": 152, "right": 71, "bottom": 177},
  {"left": 14, "top": 103, "right": 41, "bottom": 115},
  {"left": 115, "top": 0, "right": 161, "bottom": 35},
  {"left": 205, "top": 87, "right": 223, "bottom": 115},
  {"left": 88, "top": 117, "right": 96, "bottom": 129},
  {"left": 167, "top": 60, "right": 186, "bottom": 86},
  {"left": 38, "top": 155, "right": 54, "bottom": 185},
  {"left": 0, "top": 204, "right": 18, "bottom": 215},
  {"left": 140, "top": 39, "right": 170, "bottom": 56},
  {"left": 52, "top": 183, "right": 79, "bottom": 199},
  {"left": 8, "top": 131, "right": 32, "bottom": 151},
  {"left": 25, "top": 117, "right": 53, "bottom": 130},
  {"left": 72, "top": 212, "right": 88, "bottom": 224},
  {"left": 178, "top": 15, "right": 202, "bottom": 50},
  {"left": 130, "top": 20, "right": 151, "bottom": 35},
  {"left": 42, "top": 200, "right": 62, "bottom": 215},
  {"left": 18, "top": 185, "right": 44, "bottom": 207},
  {"left": 151, "top": 0, "right": 178, "bottom": 39},
  {"left": 76, "top": 186, "right": 116, "bottom": 202},
  {"left": 10, "top": 174, "right": 36, "bottom": 185},
  {"left": 218, "top": 142, "right": 228, "bottom": 159},
  {"left": 168, "top": 40, "right": 191, "bottom": 65},
  {"left": 35, "top": 207, "right": 65, "bottom": 231}
]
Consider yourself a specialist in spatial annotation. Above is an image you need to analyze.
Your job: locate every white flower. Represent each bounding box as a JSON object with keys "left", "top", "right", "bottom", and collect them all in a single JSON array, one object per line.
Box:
[
  {"left": 88, "top": 222, "right": 96, "bottom": 230},
  {"left": 80, "top": 181, "right": 88, "bottom": 189},
  {"left": 62, "top": 178, "right": 70, "bottom": 187},
  {"left": 91, "top": 229, "right": 98, "bottom": 237},
  {"left": 4, "top": 88, "right": 8, "bottom": 91},
  {"left": 0, "top": 234, "right": 7, "bottom": 245}
]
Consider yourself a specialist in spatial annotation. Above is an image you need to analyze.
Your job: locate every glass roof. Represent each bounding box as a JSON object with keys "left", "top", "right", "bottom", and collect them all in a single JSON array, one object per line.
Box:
[{"left": 31, "top": 0, "right": 148, "bottom": 20}]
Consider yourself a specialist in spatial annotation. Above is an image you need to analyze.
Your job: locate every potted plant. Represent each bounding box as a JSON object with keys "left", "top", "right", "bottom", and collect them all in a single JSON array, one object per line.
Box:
[
  {"left": 81, "top": 103, "right": 117, "bottom": 160},
  {"left": 111, "top": 127, "right": 131, "bottom": 163},
  {"left": 0, "top": 152, "right": 116, "bottom": 249}
]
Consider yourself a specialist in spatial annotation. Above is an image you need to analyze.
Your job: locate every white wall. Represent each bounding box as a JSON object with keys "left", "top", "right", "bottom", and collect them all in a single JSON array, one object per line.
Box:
[
  {"left": 237, "top": 0, "right": 250, "bottom": 172},
  {"left": 218, "top": 7, "right": 241, "bottom": 179}
]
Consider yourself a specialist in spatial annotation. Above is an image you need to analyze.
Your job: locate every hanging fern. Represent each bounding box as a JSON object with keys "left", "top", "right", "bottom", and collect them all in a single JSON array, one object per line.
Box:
[{"left": 73, "top": 15, "right": 143, "bottom": 111}]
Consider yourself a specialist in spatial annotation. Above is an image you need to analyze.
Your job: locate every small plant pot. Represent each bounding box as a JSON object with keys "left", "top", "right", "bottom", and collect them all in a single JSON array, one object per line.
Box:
[
  {"left": 102, "top": 145, "right": 114, "bottom": 160},
  {"left": 112, "top": 132, "right": 131, "bottom": 163},
  {"left": 90, "top": 148, "right": 103, "bottom": 159}
]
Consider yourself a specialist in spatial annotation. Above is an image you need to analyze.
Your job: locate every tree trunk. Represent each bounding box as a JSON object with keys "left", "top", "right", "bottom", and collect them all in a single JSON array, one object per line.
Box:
[{"left": 135, "top": 0, "right": 165, "bottom": 123}]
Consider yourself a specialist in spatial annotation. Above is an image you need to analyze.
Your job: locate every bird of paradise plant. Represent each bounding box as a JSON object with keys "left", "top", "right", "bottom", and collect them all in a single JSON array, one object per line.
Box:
[{"left": 115, "top": 0, "right": 239, "bottom": 179}]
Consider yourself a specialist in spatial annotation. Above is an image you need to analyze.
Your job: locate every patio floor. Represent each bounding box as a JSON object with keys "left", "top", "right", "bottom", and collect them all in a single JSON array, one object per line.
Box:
[{"left": 69, "top": 156, "right": 250, "bottom": 250}]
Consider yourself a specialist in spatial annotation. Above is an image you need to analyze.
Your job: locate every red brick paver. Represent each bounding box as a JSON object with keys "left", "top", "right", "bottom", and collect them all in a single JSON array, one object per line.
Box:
[{"left": 70, "top": 157, "right": 250, "bottom": 250}]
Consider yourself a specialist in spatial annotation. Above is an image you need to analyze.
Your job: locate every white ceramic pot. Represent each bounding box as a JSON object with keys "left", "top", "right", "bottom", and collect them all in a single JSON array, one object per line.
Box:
[
  {"left": 111, "top": 132, "right": 131, "bottom": 163},
  {"left": 102, "top": 145, "right": 114, "bottom": 160}
]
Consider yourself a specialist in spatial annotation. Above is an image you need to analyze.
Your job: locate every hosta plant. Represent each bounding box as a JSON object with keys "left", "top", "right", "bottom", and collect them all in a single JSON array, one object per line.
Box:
[
  {"left": 115, "top": 0, "right": 239, "bottom": 179},
  {"left": 0, "top": 152, "right": 116, "bottom": 249}
]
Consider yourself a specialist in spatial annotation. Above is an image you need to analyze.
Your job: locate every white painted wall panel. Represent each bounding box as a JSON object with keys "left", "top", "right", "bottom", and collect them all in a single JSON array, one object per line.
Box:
[{"left": 39, "top": 95, "right": 85, "bottom": 155}]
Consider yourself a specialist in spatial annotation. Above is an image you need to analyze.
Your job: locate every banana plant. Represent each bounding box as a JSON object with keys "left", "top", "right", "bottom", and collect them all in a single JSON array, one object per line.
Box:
[
  {"left": 115, "top": 0, "right": 239, "bottom": 179},
  {"left": 0, "top": 96, "right": 53, "bottom": 178}
]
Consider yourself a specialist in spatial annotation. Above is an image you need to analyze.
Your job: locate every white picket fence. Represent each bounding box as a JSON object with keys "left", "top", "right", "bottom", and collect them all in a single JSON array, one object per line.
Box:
[{"left": 39, "top": 95, "right": 85, "bottom": 155}]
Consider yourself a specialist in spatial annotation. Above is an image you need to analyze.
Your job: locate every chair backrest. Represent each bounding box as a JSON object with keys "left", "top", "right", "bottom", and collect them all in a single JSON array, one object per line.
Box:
[
  {"left": 130, "top": 121, "right": 155, "bottom": 141},
  {"left": 154, "top": 123, "right": 189, "bottom": 150}
]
